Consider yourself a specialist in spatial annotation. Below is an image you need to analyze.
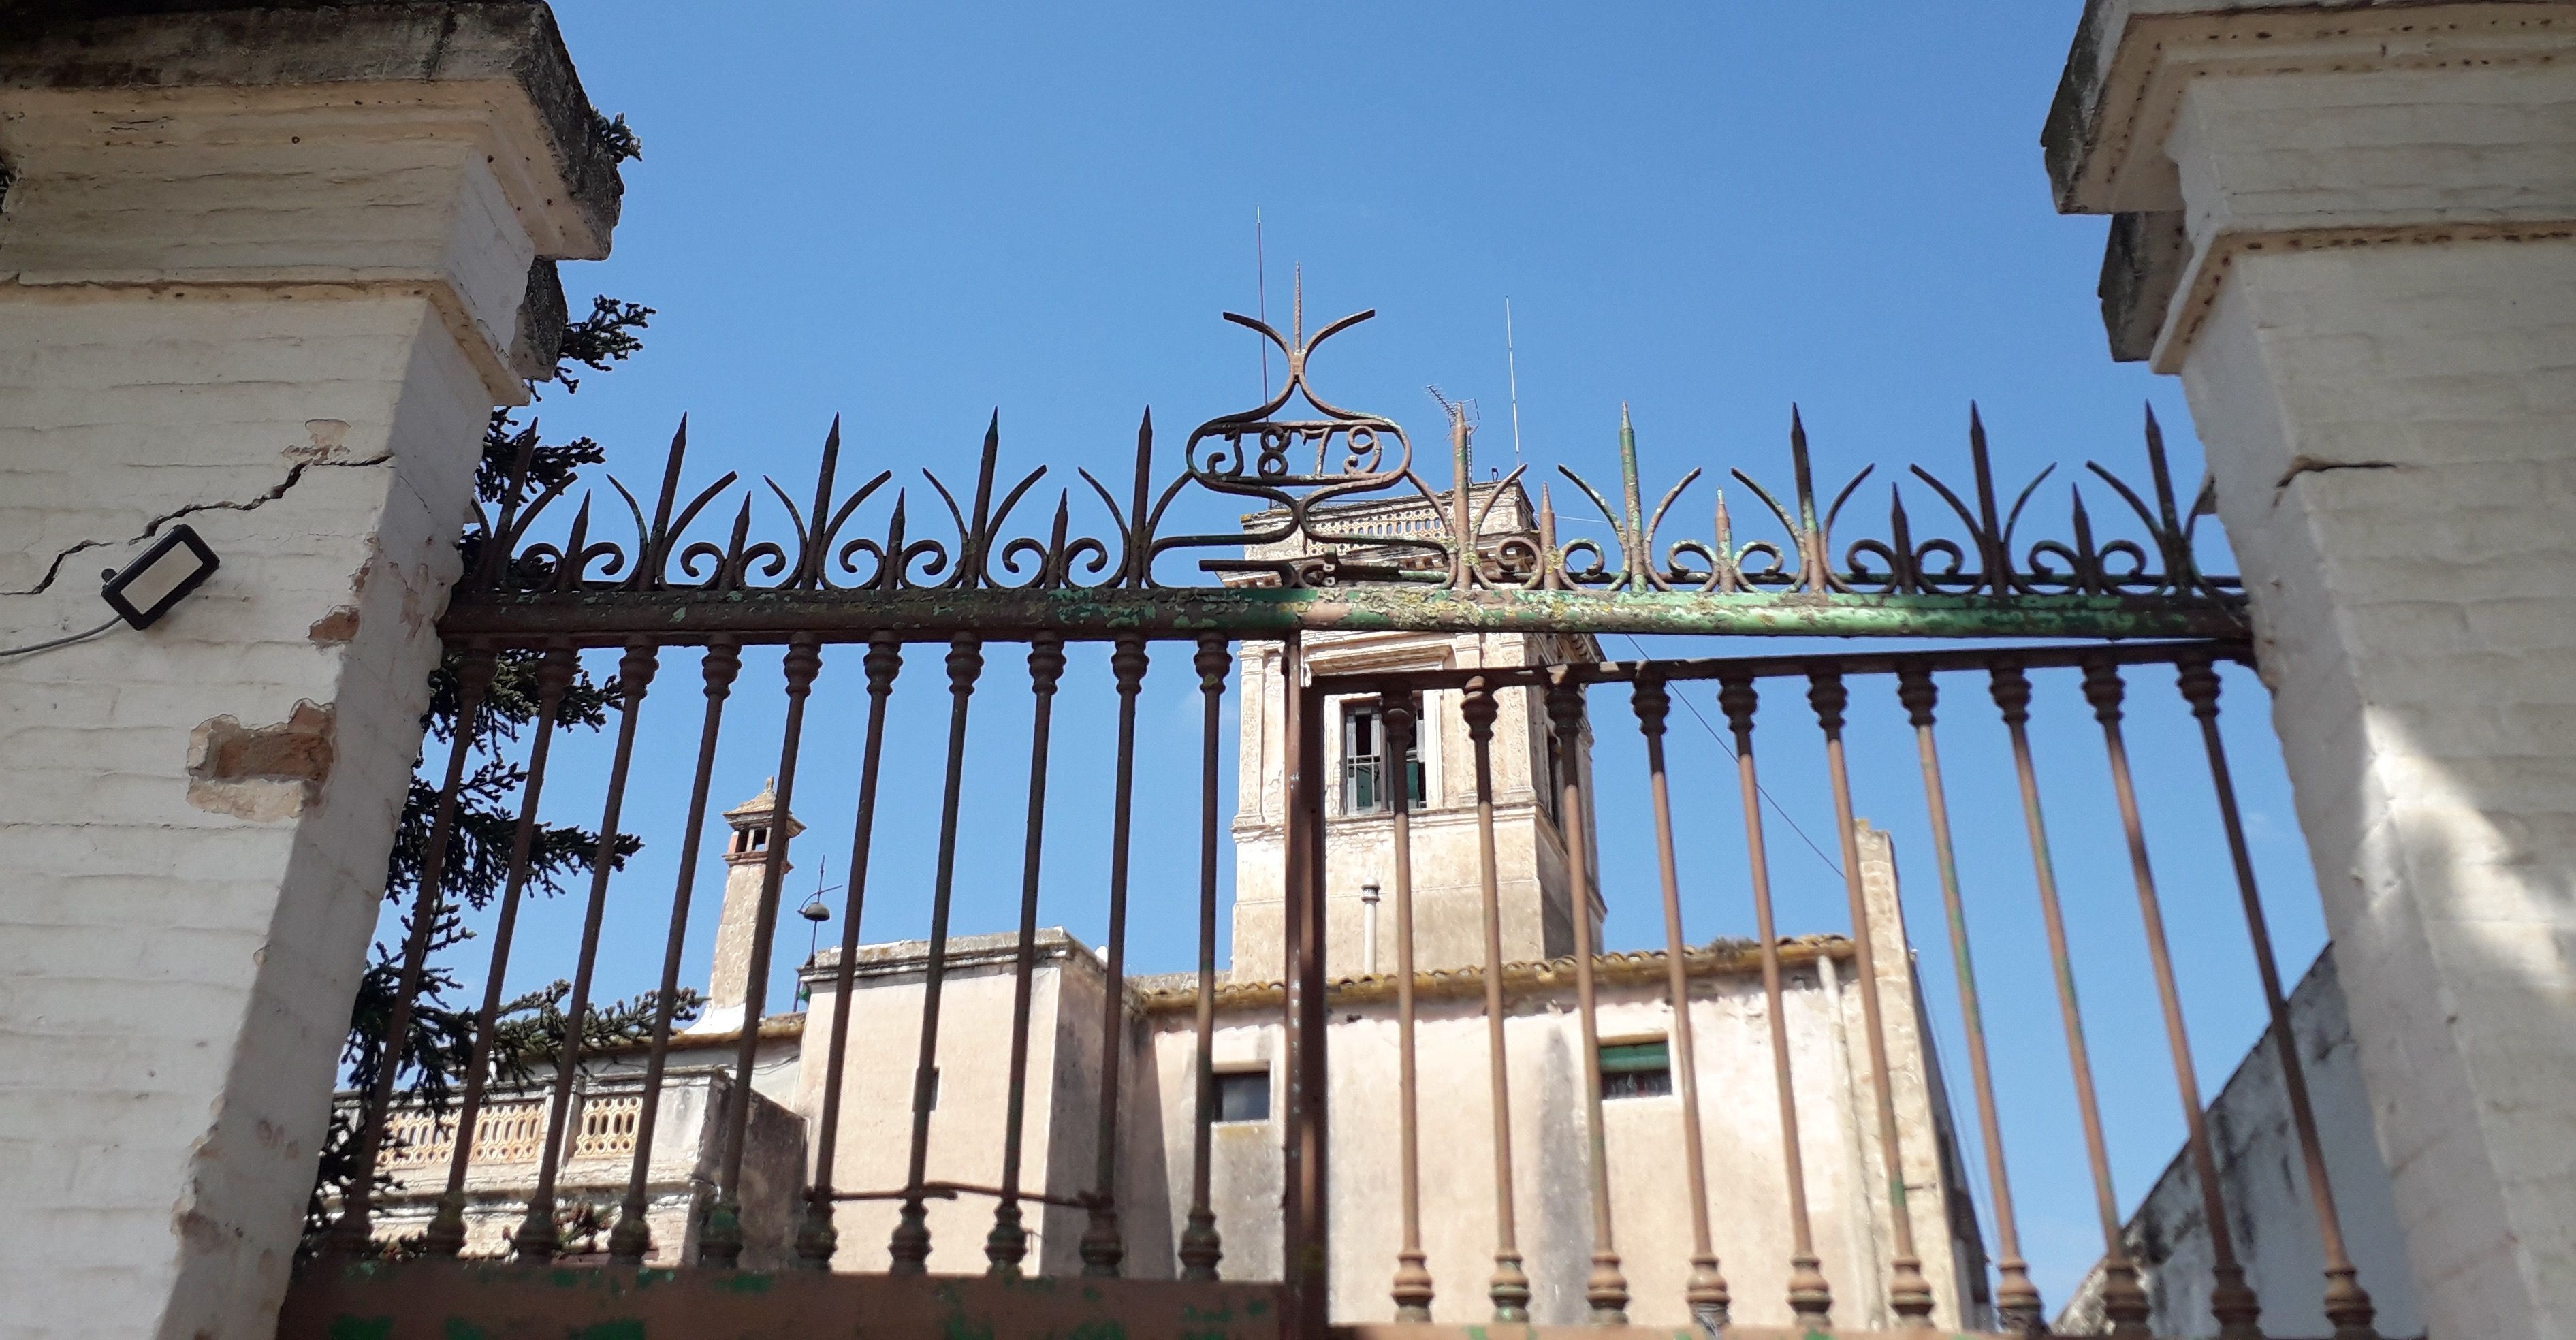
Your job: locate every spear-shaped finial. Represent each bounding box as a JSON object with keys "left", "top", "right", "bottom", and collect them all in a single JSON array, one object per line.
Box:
[{"left": 1618, "top": 403, "right": 1646, "bottom": 592}]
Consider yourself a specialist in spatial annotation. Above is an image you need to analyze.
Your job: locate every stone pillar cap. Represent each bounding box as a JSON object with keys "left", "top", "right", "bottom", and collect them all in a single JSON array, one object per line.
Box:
[{"left": 0, "top": 0, "right": 624, "bottom": 257}]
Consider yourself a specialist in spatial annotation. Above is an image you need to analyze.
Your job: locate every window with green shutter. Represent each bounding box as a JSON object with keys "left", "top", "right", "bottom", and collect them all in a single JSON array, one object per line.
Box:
[{"left": 1600, "top": 1040, "right": 1672, "bottom": 1098}]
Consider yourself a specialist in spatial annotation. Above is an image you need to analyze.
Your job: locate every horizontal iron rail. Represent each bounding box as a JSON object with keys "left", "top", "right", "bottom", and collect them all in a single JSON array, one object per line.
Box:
[
  {"left": 439, "top": 587, "right": 2248, "bottom": 645},
  {"left": 1309, "top": 637, "right": 2253, "bottom": 695}
]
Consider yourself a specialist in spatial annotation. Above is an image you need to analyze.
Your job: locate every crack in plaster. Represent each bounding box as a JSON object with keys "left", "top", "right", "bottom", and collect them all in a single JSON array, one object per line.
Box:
[{"left": 4, "top": 452, "right": 394, "bottom": 597}]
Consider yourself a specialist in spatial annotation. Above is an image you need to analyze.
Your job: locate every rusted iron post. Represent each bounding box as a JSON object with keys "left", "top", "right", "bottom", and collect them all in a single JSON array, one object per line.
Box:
[
  {"left": 1630, "top": 677, "right": 1730, "bottom": 1331},
  {"left": 1281, "top": 637, "right": 1332, "bottom": 1340},
  {"left": 345, "top": 646, "right": 498, "bottom": 1260},
  {"left": 1809, "top": 670, "right": 1939, "bottom": 1324},
  {"left": 2082, "top": 660, "right": 2266, "bottom": 1340},
  {"left": 1989, "top": 663, "right": 2150, "bottom": 1338},
  {"left": 1380, "top": 687, "right": 1434, "bottom": 1322},
  {"left": 513, "top": 642, "right": 658, "bottom": 1262},
  {"left": 1896, "top": 667, "right": 2043, "bottom": 1334},
  {"left": 1717, "top": 673, "right": 1834, "bottom": 1327},
  {"left": 2176, "top": 653, "right": 2380, "bottom": 1340},
  {"left": 1179, "top": 635, "right": 1231, "bottom": 1281},
  {"left": 1547, "top": 670, "right": 1629, "bottom": 1326},
  {"left": 1082, "top": 633, "right": 1151, "bottom": 1276},
  {"left": 1461, "top": 678, "right": 1530, "bottom": 1321},
  {"left": 421, "top": 648, "right": 564, "bottom": 1259},
  {"left": 889, "top": 633, "right": 985, "bottom": 1273},
  {"left": 796, "top": 633, "right": 902, "bottom": 1269},
  {"left": 989, "top": 635, "right": 1066, "bottom": 1275},
  {"left": 609, "top": 639, "right": 742, "bottom": 1266},
  {"left": 703, "top": 633, "right": 824, "bottom": 1268}
]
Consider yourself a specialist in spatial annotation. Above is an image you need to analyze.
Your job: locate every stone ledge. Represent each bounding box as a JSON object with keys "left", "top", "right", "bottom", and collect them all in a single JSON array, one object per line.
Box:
[{"left": 0, "top": 1, "right": 620, "bottom": 257}]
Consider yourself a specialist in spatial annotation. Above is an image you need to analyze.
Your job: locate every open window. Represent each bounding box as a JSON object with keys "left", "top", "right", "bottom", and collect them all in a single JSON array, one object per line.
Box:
[{"left": 1342, "top": 703, "right": 1426, "bottom": 814}]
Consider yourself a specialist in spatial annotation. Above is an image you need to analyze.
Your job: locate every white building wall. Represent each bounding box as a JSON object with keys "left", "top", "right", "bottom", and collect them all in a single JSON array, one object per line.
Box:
[{"left": 0, "top": 10, "right": 616, "bottom": 1335}]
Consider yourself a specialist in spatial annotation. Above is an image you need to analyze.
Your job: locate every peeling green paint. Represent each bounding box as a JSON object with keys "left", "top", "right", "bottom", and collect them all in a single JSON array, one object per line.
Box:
[
  {"left": 324, "top": 1318, "right": 392, "bottom": 1340},
  {"left": 722, "top": 1271, "right": 774, "bottom": 1294},
  {"left": 443, "top": 585, "right": 2248, "bottom": 645},
  {"left": 438, "top": 1319, "right": 485, "bottom": 1340},
  {"left": 571, "top": 1323, "right": 646, "bottom": 1340}
]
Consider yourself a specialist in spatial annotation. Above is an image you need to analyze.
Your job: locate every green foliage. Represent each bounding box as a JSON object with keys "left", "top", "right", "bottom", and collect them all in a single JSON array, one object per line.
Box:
[{"left": 303, "top": 270, "right": 667, "bottom": 1256}]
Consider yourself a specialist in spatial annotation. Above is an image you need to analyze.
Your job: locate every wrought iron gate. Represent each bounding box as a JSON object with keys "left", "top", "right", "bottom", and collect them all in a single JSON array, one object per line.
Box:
[{"left": 289, "top": 310, "right": 2387, "bottom": 1340}]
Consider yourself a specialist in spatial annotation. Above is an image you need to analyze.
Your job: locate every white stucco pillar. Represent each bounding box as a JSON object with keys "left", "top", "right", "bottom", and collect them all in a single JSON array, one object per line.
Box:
[
  {"left": 0, "top": 5, "right": 618, "bottom": 1337},
  {"left": 2047, "top": 5, "right": 2576, "bottom": 1337}
]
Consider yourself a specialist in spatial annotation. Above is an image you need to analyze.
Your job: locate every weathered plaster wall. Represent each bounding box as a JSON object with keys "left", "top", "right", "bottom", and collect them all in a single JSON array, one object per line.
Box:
[
  {"left": 0, "top": 7, "right": 617, "bottom": 1335},
  {"left": 2046, "top": 7, "right": 2576, "bottom": 1336},
  {"left": 2059, "top": 948, "right": 2421, "bottom": 1339}
]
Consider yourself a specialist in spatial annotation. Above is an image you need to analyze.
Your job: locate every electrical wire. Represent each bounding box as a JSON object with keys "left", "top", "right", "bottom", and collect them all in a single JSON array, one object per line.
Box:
[
  {"left": 1618, "top": 633, "right": 1845, "bottom": 880},
  {"left": 0, "top": 616, "right": 121, "bottom": 660}
]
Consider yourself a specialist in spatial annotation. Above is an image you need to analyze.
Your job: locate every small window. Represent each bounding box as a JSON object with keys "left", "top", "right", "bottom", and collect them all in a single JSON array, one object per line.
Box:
[
  {"left": 1600, "top": 1040, "right": 1672, "bottom": 1099},
  {"left": 1343, "top": 705, "right": 1425, "bottom": 814},
  {"left": 1215, "top": 1070, "right": 1271, "bottom": 1123}
]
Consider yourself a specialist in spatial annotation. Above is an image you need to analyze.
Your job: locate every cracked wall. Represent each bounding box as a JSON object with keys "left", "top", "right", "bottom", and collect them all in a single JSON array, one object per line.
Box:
[{"left": 0, "top": 30, "right": 617, "bottom": 1340}]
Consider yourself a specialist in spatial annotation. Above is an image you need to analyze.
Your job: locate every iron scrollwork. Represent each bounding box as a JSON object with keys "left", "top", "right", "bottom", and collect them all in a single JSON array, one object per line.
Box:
[{"left": 457, "top": 306, "right": 2243, "bottom": 633}]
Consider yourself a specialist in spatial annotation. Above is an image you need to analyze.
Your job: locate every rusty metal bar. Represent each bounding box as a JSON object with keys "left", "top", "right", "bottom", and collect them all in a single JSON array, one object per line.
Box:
[
  {"left": 1717, "top": 673, "right": 1834, "bottom": 1327},
  {"left": 609, "top": 639, "right": 742, "bottom": 1266},
  {"left": 703, "top": 633, "right": 824, "bottom": 1267},
  {"left": 1380, "top": 688, "right": 1433, "bottom": 1322},
  {"left": 421, "top": 650, "right": 563, "bottom": 1259},
  {"left": 336, "top": 647, "right": 499, "bottom": 1259},
  {"left": 1461, "top": 678, "right": 1529, "bottom": 1322},
  {"left": 1895, "top": 667, "right": 2043, "bottom": 1335},
  {"left": 2176, "top": 652, "right": 2382, "bottom": 1340},
  {"left": 1283, "top": 635, "right": 1332, "bottom": 1340},
  {"left": 989, "top": 635, "right": 1066, "bottom": 1275},
  {"left": 1546, "top": 671, "right": 1629, "bottom": 1326},
  {"left": 797, "top": 633, "right": 902, "bottom": 1269},
  {"left": 1808, "top": 671, "right": 1938, "bottom": 1324},
  {"left": 1179, "top": 634, "right": 1230, "bottom": 1281},
  {"left": 1629, "top": 677, "right": 1730, "bottom": 1331},
  {"left": 2081, "top": 660, "right": 2266, "bottom": 1340},
  {"left": 889, "top": 633, "right": 985, "bottom": 1273},
  {"left": 1988, "top": 665, "right": 2150, "bottom": 1339},
  {"left": 1083, "top": 634, "right": 1151, "bottom": 1276},
  {"left": 513, "top": 642, "right": 658, "bottom": 1262}
]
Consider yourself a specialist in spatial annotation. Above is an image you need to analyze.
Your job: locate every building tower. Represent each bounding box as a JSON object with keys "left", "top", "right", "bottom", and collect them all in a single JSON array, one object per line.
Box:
[
  {"left": 693, "top": 778, "right": 804, "bottom": 1035},
  {"left": 1226, "top": 483, "right": 1602, "bottom": 978}
]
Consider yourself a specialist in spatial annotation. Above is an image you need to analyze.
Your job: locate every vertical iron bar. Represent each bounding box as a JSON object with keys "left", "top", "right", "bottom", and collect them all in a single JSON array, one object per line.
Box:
[
  {"left": 1283, "top": 637, "right": 1331, "bottom": 1340},
  {"left": 1988, "top": 663, "right": 2150, "bottom": 1339},
  {"left": 513, "top": 642, "right": 658, "bottom": 1262},
  {"left": 989, "top": 635, "right": 1066, "bottom": 1274},
  {"left": 1546, "top": 671, "right": 1629, "bottom": 1326},
  {"left": 1381, "top": 688, "right": 1434, "bottom": 1321},
  {"left": 1631, "top": 677, "right": 1730, "bottom": 1330},
  {"left": 1808, "top": 670, "right": 1939, "bottom": 1323},
  {"left": 422, "top": 649, "right": 562, "bottom": 1258},
  {"left": 1461, "top": 678, "right": 1529, "bottom": 1321},
  {"left": 1717, "top": 674, "right": 1834, "bottom": 1326},
  {"left": 796, "top": 633, "right": 903, "bottom": 1269},
  {"left": 608, "top": 639, "right": 742, "bottom": 1266},
  {"left": 701, "top": 633, "right": 825, "bottom": 1267},
  {"left": 1896, "top": 668, "right": 2043, "bottom": 1335},
  {"left": 889, "top": 633, "right": 986, "bottom": 1273},
  {"left": 1179, "top": 635, "right": 1230, "bottom": 1280},
  {"left": 338, "top": 647, "right": 498, "bottom": 1259},
  {"left": 2177, "top": 654, "right": 2381, "bottom": 1340},
  {"left": 2082, "top": 660, "right": 2266, "bottom": 1340},
  {"left": 1083, "top": 635, "right": 1151, "bottom": 1275}
]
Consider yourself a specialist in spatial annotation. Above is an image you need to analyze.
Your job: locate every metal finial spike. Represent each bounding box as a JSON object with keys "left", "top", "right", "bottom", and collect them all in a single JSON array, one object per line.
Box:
[
  {"left": 1620, "top": 401, "right": 1633, "bottom": 432},
  {"left": 1292, "top": 264, "right": 1303, "bottom": 347}
]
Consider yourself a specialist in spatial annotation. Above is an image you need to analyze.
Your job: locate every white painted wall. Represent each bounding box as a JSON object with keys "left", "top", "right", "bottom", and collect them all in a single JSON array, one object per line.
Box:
[
  {"left": 2048, "top": 6, "right": 2576, "bottom": 1337},
  {"left": 0, "top": 16, "right": 614, "bottom": 1336}
]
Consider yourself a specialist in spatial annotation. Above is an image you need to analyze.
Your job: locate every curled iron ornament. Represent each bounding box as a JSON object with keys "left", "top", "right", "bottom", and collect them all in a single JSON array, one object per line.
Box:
[{"left": 462, "top": 311, "right": 2240, "bottom": 622}]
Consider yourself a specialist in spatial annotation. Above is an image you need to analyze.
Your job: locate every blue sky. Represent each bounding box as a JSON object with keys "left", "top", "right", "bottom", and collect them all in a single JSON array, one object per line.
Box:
[{"left": 429, "top": 0, "right": 2336, "bottom": 1312}]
